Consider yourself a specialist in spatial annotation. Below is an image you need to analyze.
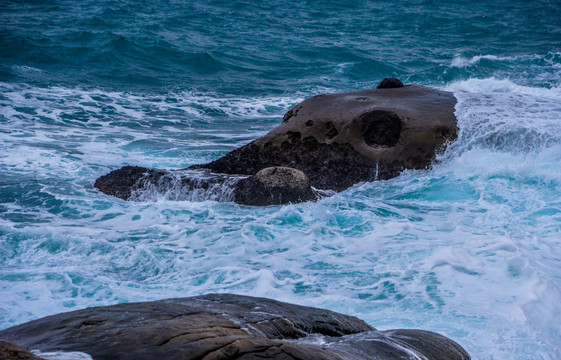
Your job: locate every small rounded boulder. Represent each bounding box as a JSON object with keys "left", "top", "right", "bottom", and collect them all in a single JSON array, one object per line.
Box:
[
  {"left": 376, "top": 77, "right": 404, "bottom": 89},
  {"left": 234, "top": 167, "right": 316, "bottom": 206}
]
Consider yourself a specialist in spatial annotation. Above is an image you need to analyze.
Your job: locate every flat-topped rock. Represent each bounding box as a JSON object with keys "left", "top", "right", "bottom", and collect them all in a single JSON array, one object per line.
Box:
[
  {"left": 0, "top": 294, "right": 469, "bottom": 360},
  {"left": 192, "top": 83, "right": 457, "bottom": 191}
]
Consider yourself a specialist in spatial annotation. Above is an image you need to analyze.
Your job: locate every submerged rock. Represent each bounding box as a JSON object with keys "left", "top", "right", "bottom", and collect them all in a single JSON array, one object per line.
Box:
[
  {"left": 0, "top": 294, "right": 470, "bottom": 360},
  {"left": 234, "top": 166, "right": 316, "bottom": 205},
  {"left": 192, "top": 83, "right": 457, "bottom": 191}
]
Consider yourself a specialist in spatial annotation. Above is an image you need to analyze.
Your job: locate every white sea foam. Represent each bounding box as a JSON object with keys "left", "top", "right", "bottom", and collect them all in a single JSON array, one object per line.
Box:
[
  {"left": 1, "top": 79, "right": 561, "bottom": 359},
  {"left": 0, "top": 82, "right": 301, "bottom": 123},
  {"left": 32, "top": 350, "right": 93, "bottom": 360},
  {"left": 11, "top": 65, "right": 43, "bottom": 74},
  {"left": 451, "top": 54, "right": 512, "bottom": 67},
  {"left": 129, "top": 170, "right": 246, "bottom": 202},
  {"left": 449, "top": 53, "right": 549, "bottom": 68},
  {"left": 445, "top": 78, "right": 561, "bottom": 154},
  {"left": 0, "top": 82, "right": 302, "bottom": 172}
]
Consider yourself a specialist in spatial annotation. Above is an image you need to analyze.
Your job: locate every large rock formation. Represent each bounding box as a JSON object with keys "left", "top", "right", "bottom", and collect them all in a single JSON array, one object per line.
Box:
[
  {"left": 192, "top": 83, "right": 457, "bottom": 191},
  {"left": 94, "top": 80, "right": 457, "bottom": 204},
  {"left": 0, "top": 294, "right": 469, "bottom": 360}
]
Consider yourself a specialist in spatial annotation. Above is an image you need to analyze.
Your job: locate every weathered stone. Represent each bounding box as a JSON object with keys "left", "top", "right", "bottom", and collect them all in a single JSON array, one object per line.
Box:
[
  {"left": 94, "top": 165, "right": 154, "bottom": 200},
  {"left": 0, "top": 341, "right": 45, "bottom": 360},
  {"left": 0, "top": 294, "right": 470, "bottom": 360},
  {"left": 234, "top": 167, "right": 316, "bottom": 205},
  {"left": 95, "top": 83, "right": 457, "bottom": 202},
  {"left": 192, "top": 84, "right": 457, "bottom": 191},
  {"left": 94, "top": 167, "right": 241, "bottom": 202}
]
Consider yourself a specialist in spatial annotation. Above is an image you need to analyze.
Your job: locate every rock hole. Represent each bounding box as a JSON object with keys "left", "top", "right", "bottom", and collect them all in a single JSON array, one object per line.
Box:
[
  {"left": 283, "top": 105, "right": 302, "bottom": 123},
  {"left": 435, "top": 126, "right": 451, "bottom": 138},
  {"left": 287, "top": 131, "right": 301, "bottom": 142},
  {"left": 302, "top": 136, "right": 319, "bottom": 151},
  {"left": 306, "top": 120, "right": 314, "bottom": 127},
  {"left": 283, "top": 109, "right": 294, "bottom": 123},
  {"left": 325, "top": 122, "right": 338, "bottom": 139},
  {"left": 357, "top": 110, "right": 402, "bottom": 147}
]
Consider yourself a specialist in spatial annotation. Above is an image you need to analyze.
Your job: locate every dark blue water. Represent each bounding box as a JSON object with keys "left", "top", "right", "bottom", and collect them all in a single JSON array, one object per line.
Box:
[
  {"left": 1, "top": 1, "right": 561, "bottom": 359},
  {"left": 2, "top": 0, "right": 560, "bottom": 92}
]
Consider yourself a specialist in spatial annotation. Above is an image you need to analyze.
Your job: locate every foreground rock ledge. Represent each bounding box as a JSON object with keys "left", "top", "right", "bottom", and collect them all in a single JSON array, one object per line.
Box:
[{"left": 0, "top": 294, "right": 469, "bottom": 360}]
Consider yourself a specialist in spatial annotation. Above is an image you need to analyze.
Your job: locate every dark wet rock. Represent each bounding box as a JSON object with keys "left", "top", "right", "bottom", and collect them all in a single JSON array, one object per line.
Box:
[
  {"left": 94, "top": 165, "right": 152, "bottom": 200},
  {"left": 192, "top": 84, "right": 457, "bottom": 191},
  {"left": 234, "top": 166, "right": 316, "bottom": 206},
  {"left": 95, "top": 83, "right": 457, "bottom": 202},
  {"left": 0, "top": 294, "right": 469, "bottom": 360},
  {"left": 0, "top": 341, "right": 45, "bottom": 360},
  {"left": 94, "top": 167, "right": 242, "bottom": 202},
  {"left": 95, "top": 165, "right": 316, "bottom": 205},
  {"left": 377, "top": 77, "right": 405, "bottom": 89}
]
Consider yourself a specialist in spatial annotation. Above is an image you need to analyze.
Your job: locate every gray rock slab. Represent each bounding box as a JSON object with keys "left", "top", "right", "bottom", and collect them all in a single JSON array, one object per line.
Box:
[{"left": 0, "top": 294, "right": 469, "bottom": 360}]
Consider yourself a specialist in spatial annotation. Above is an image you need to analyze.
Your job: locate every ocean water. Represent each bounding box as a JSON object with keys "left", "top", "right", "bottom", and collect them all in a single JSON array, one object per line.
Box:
[{"left": 1, "top": 0, "right": 561, "bottom": 359}]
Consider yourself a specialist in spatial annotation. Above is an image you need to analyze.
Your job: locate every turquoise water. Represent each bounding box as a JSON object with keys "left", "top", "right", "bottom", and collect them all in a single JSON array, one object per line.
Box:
[{"left": 1, "top": 1, "right": 561, "bottom": 358}]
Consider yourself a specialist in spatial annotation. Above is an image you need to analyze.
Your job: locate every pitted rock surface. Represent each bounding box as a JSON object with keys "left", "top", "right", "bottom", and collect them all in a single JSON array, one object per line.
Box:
[
  {"left": 95, "top": 83, "right": 457, "bottom": 202},
  {"left": 192, "top": 84, "right": 457, "bottom": 191},
  {"left": 0, "top": 294, "right": 470, "bottom": 360}
]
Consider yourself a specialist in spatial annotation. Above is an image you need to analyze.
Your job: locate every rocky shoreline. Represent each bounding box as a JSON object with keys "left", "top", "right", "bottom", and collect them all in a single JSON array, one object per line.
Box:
[{"left": 0, "top": 293, "right": 470, "bottom": 360}]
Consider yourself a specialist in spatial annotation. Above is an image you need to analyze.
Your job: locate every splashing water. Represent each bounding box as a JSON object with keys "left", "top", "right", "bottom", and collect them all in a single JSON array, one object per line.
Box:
[{"left": 1, "top": 0, "right": 561, "bottom": 358}]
